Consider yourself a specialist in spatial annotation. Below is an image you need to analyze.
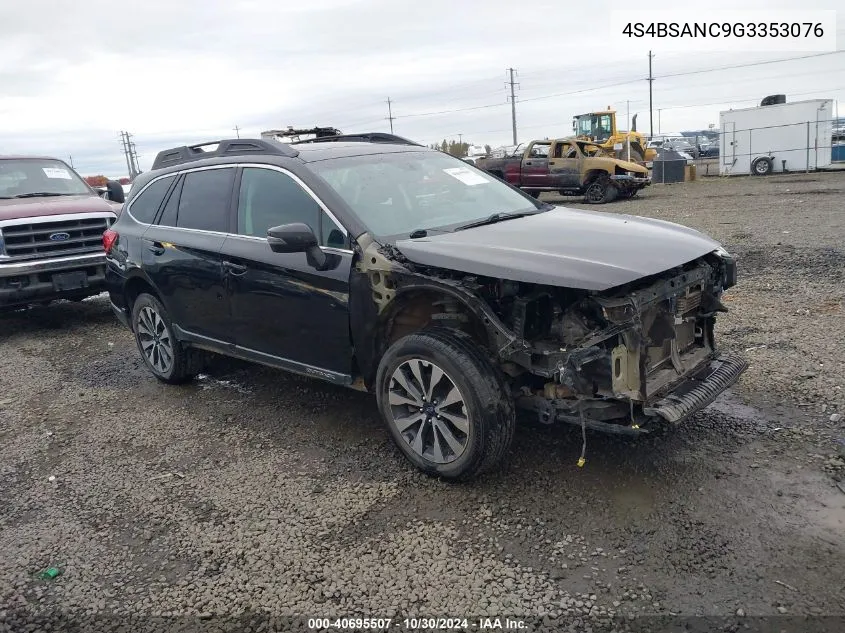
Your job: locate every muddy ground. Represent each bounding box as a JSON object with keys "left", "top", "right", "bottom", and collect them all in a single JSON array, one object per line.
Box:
[{"left": 1, "top": 171, "right": 844, "bottom": 631}]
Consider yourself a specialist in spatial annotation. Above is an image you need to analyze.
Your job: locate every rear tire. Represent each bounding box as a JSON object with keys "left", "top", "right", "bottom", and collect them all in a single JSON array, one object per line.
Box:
[
  {"left": 376, "top": 328, "right": 515, "bottom": 481},
  {"left": 131, "top": 293, "right": 204, "bottom": 384}
]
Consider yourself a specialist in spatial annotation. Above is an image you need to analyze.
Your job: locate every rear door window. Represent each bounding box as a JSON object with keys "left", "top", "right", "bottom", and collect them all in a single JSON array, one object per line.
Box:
[
  {"left": 176, "top": 168, "right": 235, "bottom": 233},
  {"left": 129, "top": 176, "right": 175, "bottom": 224}
]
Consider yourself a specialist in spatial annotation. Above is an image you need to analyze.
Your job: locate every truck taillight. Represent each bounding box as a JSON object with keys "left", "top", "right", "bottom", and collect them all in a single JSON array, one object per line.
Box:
[{"left": 103, "top": 229, "right": 118, "bottom": 253}]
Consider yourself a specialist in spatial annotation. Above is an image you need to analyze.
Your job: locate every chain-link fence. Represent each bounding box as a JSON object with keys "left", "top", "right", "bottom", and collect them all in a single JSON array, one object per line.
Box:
[{"left": 658, "top": 117, "right": 845, "bottom": 177}]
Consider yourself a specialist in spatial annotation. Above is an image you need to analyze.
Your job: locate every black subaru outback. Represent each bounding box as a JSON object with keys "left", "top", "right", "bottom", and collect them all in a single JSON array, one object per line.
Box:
[{"left": 105, "top": 136, "right": 746, "bottom": 480}]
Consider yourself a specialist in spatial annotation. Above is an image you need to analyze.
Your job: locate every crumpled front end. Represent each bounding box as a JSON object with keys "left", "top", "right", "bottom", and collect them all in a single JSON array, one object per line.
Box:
[{"left": 509, "top": 252, "right": 746, "bottom": 433}]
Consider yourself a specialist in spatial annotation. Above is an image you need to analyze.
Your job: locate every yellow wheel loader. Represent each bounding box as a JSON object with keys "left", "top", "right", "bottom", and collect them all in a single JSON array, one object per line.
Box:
[{"left": 573, "top": 109, "right": 656, "bottom": 164}]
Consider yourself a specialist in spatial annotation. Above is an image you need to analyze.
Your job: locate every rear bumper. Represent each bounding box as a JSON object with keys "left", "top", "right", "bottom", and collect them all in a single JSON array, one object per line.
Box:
[
  {"left": 0, "top": 253, "right": 107, "bottom": 307},
  {"left": 643, "top": 353, "right": 749, "bottom": 423}
]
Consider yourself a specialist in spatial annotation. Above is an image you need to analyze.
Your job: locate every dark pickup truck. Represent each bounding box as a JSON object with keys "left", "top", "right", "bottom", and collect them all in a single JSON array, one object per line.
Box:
[
  {"left": 0, "top": 156, "right": 119, "bottom": 309},
  {"left": 475, "top": 139, "right": 651, "bottom": 203}
]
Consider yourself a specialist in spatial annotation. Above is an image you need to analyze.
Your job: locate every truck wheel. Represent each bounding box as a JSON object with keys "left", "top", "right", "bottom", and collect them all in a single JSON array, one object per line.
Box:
[
  {"left": 751, "top": 157, "right": 773, "bottom": 176},
  {"left": 583, "top": 175, "right": 618, "bottom": 204},
  {"left": 131, "top": 293, "right": 204, "bottom": 384},
  {"left": 376, "top": 328, "right": 516, "bottom": 481}
]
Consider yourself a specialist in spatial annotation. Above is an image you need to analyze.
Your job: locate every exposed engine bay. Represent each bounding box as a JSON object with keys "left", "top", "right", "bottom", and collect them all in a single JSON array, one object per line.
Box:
[{"left": 358, "top": 237, "right": 747, "bottom": 436}]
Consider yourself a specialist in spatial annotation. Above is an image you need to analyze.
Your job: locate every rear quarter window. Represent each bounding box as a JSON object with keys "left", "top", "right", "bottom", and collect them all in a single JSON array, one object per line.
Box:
[{"left": 128, "top": 176, "right": 176, "bottom": 224}]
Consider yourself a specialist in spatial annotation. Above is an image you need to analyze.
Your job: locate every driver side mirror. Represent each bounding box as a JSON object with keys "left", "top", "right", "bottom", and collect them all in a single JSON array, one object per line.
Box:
[{"left": 266, "top": 223, "right": 339, "bottom": 271}]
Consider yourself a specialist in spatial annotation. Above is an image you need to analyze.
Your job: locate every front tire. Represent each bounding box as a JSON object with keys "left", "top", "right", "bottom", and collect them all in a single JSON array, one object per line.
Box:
[
  {"left": 376, "top": 328, "right": 515, "bottom": 481},
  {"left": 583, "top": 174, "right": 618, "bottom": 204},
  {"left": 131, "top": 293, "right": 203, "bottom": 384}
]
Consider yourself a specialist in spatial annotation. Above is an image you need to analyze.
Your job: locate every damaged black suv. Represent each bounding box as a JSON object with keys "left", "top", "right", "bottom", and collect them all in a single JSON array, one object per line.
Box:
[{"left": 105, "top": 136, "right": 747, "bottom": 480}]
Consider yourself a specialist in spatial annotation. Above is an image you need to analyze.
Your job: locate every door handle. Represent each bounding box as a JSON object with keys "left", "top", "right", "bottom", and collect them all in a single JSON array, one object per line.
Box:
[
  {"left": 223, "top": 261, "right": 248, "bottom": 276},
  {"left": 144, "top": 240, "right": 165, "bottom": 255}
]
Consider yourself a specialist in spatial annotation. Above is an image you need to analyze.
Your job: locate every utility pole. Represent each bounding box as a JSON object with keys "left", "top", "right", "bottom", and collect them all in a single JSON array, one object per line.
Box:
[
  {"left": 119, "top": 131, "right": 141, "bottom": 179},
  {"left": 658, "top": 109, "right": 662, "bottom": 135},
  {"left": 626, "top": 100, "right": 631, "bottom": 162},
  {"left": 119, "top": 131, "right": 133, "bottom": 180},
  {"left": 506, "top": 68, "right": 519, "bottom": 145},
  {"left": 233, "top": 125, "right": 241, "bottom": 138},
  {"left": 386, "top": 98, "right": 395, "bottom": 133},
  {"left": 68, "top": 155, "right": 74, "bottom": 169},
  {"left": 648, "top": 51, "right": 655, "bottom": 139},
  {"left": 129, "top": 139, "right": 140, "bottom": 178}
]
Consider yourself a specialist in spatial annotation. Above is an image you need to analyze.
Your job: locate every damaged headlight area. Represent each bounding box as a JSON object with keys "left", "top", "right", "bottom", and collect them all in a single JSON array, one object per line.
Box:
[
  {"left": 713, "top": 246, "right": 737, "bottom": 290},
  {"left": 476, "top": 256, "right": 747, "bottom": 434}
]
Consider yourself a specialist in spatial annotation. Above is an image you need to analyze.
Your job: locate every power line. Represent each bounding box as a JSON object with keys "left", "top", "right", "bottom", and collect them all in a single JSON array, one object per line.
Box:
[
  {"left": 387, "top": 53, "right": 845, "bottom": 124},
  {"left": 656, "top": 51, "right": 845, "bottom": 79}
]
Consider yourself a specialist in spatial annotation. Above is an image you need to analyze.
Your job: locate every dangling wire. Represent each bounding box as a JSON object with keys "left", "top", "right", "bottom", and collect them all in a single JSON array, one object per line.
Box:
[
  {"left": 629, "top": 398, "right": 640, "bottom": 430},
  {"left": 577, "top": 399, "right": 587, "bottom": 467}
]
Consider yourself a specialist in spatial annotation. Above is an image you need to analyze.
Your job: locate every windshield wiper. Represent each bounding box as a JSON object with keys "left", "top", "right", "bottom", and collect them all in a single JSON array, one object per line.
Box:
[
  {"left": 13, "top": 192, "right": 72, "bottom": 198},
  {"left": 455, "top": 210, "right": 539, "bottom": 231}
]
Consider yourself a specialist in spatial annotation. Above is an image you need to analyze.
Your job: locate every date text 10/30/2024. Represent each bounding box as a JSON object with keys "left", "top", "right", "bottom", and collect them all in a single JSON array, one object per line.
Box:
[{"left": 307, "top": 617, "right": 527, "bottom": 630}]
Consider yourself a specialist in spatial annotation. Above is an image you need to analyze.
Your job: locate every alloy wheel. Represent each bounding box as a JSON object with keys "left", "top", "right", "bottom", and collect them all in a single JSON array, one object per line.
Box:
[
  {"left": 388, "top": 359, "right": 470, "bottom": 464},
  {"left": 136, "top": 306, "right": 174, "bottom": 374}
]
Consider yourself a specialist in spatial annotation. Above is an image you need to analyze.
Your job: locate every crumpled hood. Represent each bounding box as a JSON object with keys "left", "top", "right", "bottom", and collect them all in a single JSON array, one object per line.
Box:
[
  {"left": 395, "top": 207, "right": 721, "bottom": 291},
  {"left": 0, "top": 194, "right": 115, "bottom": 221}
]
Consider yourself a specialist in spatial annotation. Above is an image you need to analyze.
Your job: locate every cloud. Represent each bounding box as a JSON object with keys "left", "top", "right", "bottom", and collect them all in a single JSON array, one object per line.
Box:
[{"left": 0, "top": 0, "right": 843, "bottom": 176}]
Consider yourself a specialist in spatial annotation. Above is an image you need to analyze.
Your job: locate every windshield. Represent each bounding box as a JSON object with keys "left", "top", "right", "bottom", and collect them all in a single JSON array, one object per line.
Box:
[
  {"left": 0, "top": 158, "right": 92, "bottom": 198},
  {"left": 575, "top": 114, "right": 612, "bottom": 141},
  {"left": 311, "top": 151, "right": 541, "bottom": 238}
]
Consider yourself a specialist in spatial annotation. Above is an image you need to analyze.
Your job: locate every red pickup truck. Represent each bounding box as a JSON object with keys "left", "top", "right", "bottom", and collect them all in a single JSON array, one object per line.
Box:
[{"left": 0, "top": 156, "right": 120, "bottom": 309}]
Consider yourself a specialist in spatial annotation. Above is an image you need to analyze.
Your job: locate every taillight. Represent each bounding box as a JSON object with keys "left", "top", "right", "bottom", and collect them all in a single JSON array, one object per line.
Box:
[{"left": 103, "top": 229, "right": 118, "bottom": 253}]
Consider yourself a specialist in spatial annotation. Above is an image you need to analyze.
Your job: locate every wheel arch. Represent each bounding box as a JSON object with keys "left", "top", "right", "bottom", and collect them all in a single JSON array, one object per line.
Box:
[
  {"left": 583, "top": 168, "right": 610, "bottom": 185},
  {"left": 123, "top": 270, "right": 167, "bottom": 329},
  {"left": 363, "top": 280, "right": 524, "bottom": 389}
]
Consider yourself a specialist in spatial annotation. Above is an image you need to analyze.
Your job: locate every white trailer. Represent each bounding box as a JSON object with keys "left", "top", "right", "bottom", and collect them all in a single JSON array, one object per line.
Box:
[{"left": 719, "top": 99, "right": 833, "bottom": 176}]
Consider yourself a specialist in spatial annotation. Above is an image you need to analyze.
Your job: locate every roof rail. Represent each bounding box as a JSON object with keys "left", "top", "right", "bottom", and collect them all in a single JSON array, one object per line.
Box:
[
  {"left": 151, "top": 138, "right": 299, "bottom": 170},
  {"left": 292, "top": 132, "right": 423, "bottom": 147}
]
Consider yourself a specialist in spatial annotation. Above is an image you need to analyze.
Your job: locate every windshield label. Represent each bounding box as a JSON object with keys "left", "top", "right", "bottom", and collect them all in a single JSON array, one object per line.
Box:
[
  {"left": 443, "top": 167, "right": 489, "bottom": 186},
  {"left": 42, "top": 167, "right": 72, "bottom": 179}
]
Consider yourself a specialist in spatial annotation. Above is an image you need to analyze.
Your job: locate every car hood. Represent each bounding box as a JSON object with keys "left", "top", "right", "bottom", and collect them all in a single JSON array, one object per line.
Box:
[
  {"left": 394, "top": 207, "right": 721, "bottom": 291},
  {"left": 0, "top": 194, "right": 115, "bottom": 221}
]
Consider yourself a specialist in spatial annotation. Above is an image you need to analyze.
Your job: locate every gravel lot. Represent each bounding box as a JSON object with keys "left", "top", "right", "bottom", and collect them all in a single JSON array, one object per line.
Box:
[{"left": 1, "top": 171, "right": 844, "bottom": 631}]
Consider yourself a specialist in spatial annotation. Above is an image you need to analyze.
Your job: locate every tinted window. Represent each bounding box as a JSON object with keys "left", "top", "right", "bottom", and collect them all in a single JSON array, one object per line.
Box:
[
  {"left": 177, "top": 168, "right": 235, "bottom": 232},
  {"left": 129, "top": 176, "right": 175, "bottom": 223},
  {"left": 237, "top": 168, "right": 320, "bottom": 238},
  {"left": 157, "top": 177, "right": 183, "bottom": 227}
]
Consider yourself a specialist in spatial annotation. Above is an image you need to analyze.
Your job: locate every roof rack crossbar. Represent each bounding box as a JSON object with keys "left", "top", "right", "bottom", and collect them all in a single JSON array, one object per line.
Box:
[
  {"left": 151, "top": 138, "right": 299, "bottom": 170},
  {"left": 291, "top": 132, "right": 422, "bottom": 146}
]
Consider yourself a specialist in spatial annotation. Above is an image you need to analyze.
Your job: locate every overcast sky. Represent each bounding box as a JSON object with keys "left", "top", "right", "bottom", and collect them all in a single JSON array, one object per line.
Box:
[{"left": 1, "top": 0, "right": 843, "bottom": 177}]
